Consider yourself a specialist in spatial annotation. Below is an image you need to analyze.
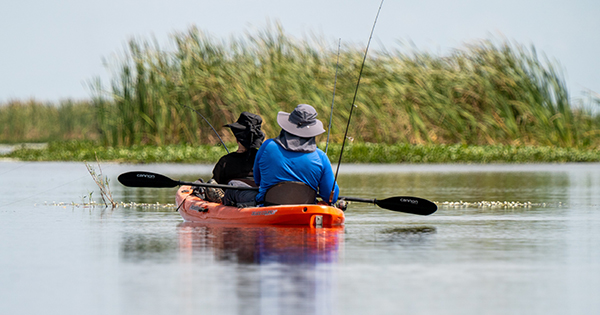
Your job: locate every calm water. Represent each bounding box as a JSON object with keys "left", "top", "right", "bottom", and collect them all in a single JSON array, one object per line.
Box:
[{"left": 1, "top": 161, "right": 599, "bottom": 315}]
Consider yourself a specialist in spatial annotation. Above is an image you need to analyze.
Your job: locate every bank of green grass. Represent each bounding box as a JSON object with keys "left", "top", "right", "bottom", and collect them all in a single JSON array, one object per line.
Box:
[{"left": 4, "top": 141, "right": 600, "bottom": 163}]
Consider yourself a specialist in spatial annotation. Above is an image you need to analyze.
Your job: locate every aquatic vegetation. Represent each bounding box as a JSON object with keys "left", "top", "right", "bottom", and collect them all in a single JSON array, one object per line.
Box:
[
  {"left": 46, "top": 200, "right": 176, "bottom": 210},
  {"left": 322, "top": 142, "right": 600, "bottom": 163},
  {"left": 88, "top": 24, "right": 600, "bottom": 148},
  {"left": 4, "top": 140, "right": 600, "bottom": 163},
  {"left": 2, "top": 24, "right": 600, "bottom": 155},
  {"left": 85, "top": 156, "right": 117, "bottom": 208},
  {"left": 2, "top": 140, "right": 228, "bottom": 163},
  {"left": 0, "top": 99, "right": 97, "bottom": 143},
  {"left": 436, "top": 200, "right": 565, "bottom": 209}
]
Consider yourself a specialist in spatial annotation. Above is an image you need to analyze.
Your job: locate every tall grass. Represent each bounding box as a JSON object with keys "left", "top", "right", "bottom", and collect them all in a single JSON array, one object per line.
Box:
[
  {"left": 367, "top": 42, "right": 581, "bottom": 146},
  {"left": 0, "top": 99, "right": 97, "bottom": 143},
  {"left": 90, "top": 24, "right": 338, "bottom": 146},
  {"left": 90, "top": 24, "right": 599, "bottom": 148},
  {"left": 2, "top": 23, "right": 599, "bottom": 149}
]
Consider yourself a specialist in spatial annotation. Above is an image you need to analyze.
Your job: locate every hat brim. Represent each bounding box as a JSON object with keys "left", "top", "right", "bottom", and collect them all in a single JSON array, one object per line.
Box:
[
  {"left": 277, "top": 112, "right": 326, "bottom": 138},
  {"left": 224, "top": 122, "right": 247, "bottom": 130}
]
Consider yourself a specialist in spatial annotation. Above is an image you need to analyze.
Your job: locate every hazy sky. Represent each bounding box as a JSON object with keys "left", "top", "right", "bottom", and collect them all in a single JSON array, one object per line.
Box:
[{"left": 1, "top": 0, "right": 598, "bottom": 103}]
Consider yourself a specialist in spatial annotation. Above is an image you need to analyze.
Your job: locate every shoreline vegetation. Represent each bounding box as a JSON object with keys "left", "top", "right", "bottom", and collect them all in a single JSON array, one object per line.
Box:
[
  {"left": 1, "top": 23, "right": 599, "bottom": 163},
  {"left": 3, "top": 141, "right": 600, "bottom": 163}
]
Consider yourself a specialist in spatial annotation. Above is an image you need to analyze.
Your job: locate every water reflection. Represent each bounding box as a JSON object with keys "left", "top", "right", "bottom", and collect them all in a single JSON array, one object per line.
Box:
[
  {"left": 178, "top": 223, "right": 343, "bottom": 314},
  {"left": 178, "top": 223, "right": 343, "bottom": 264},
  {"left": 338, "top": 171, "right": 570, "bottom": 203},
  {"left": 120, "top": 186, "right": 179, "bottom": 205},
  {"left": 121, "top": 234, "right": 178, "bottom": 260},
  {"left": 377, "top": 226, "right": 437, "bottom": 245}
]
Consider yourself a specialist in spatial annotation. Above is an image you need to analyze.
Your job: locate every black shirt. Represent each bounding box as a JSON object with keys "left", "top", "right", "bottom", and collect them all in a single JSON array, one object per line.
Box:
[{"left": 212, "top": 149, "right": 258, "bottom": 186}]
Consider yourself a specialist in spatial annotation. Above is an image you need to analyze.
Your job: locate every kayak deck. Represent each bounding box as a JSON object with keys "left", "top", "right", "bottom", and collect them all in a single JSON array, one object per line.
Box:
[{"left": 176, "top": 186, "right": 345, "bottom": 227}]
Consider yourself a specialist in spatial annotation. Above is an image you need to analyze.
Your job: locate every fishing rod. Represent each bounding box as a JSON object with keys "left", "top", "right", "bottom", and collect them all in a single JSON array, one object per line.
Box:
[
  {"left": 329, "top": 0, "right": 384, "bottom": 204},
  {"left": 325, "top": 38, "right": 342, "bottom": 154},
  {"left": 182, "top": 104, "right": 229, "bottom": 153}
]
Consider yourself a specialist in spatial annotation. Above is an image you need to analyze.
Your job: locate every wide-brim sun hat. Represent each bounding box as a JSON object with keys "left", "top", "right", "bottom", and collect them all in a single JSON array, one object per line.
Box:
[
  {"left": 224, "top": 111, "right": 262, "bottom": 130},
  {"left": 224, "top": 111, "right": 265, "bottom": 149},
  {"left": 277, "top": 104, "right": 326, "bottom": 138}
]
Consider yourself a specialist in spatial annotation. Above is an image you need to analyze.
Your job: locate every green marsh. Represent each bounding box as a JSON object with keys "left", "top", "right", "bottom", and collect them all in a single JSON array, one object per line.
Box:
[
  {"left": 1, "top": 24, "right": 600, "bottom": 163},
  {"left": 4, "top": 141, "right": 599, "bottom": 163}
]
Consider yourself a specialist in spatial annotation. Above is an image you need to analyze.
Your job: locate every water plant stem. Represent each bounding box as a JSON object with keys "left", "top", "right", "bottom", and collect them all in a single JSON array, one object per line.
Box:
[{"left": 84, "top": 155, "right": 116, "bottom": 209}]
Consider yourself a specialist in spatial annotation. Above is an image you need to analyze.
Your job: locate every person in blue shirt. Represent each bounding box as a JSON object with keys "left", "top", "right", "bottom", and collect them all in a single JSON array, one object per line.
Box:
[{"left": 254, "top": 104, "right": 339, "bottom": 205}]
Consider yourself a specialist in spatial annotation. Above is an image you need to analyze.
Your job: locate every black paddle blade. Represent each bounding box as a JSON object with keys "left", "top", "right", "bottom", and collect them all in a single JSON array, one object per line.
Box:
[
  {"left": 118, "top": 171, "right": 179, "bottom": 188},
  {"left": 375, "top": 196, "right": 437, "bottom": 215}
]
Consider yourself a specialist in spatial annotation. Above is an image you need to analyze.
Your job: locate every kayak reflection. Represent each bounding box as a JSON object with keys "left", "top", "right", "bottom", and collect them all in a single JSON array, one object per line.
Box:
[
  {"left": 177, "top": 223, "right": 344, "bottom": 314},
  {"left": 178, "top": 223, "right": 344, "bottom": 264}
]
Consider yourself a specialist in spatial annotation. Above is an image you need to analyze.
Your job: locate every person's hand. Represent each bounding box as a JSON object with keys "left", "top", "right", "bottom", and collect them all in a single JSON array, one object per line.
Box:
[{"left": 334, "top": 200, "right": 348, "bottom": 211}]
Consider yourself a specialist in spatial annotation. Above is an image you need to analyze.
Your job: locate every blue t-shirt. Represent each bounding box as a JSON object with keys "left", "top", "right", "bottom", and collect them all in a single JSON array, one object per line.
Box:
[{"left": 253, "top": 139, "right": 339, "bottom": 203}]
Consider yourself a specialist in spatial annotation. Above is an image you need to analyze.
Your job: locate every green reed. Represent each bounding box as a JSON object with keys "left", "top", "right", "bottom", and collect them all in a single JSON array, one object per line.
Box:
[
  {"left": 6, "top": 141, "right": 600, "bottom": 163},
  {"left": 3, "top": 140, "right": 230, "bottom": 163},
  {"left": 2, "top": 23, "right": 599, "bottom": 150},
  {"left": 0, "top": 99, "right": 97, "bottom": 143},
  {"left": 88, "top": 24, "right": 599, "bottom": 149}
]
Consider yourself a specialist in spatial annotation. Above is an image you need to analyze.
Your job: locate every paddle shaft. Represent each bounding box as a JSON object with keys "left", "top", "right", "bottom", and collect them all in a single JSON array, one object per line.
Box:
[
  {"left": 118, "top": 171, "right": 258, "bottom": 190},
  {"left": 177, "top": 180, "right": 258, "bottom": 190},
  {"left": 118, "top": 171, "right": 437, "bottom": 215},
  {"left": 340, "top": 196, "right": 374, "bottom": 203}
]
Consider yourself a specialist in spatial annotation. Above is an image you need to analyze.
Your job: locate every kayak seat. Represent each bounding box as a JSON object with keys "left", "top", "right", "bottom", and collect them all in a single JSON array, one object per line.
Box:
[{"left": 264, "top": 181, "right": 316, "bottom": 206}]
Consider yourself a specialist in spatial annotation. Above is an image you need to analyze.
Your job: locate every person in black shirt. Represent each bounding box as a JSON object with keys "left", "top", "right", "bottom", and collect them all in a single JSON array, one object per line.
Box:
[{"left": 204, "top": 112, "right": 265, "bottom": 205}]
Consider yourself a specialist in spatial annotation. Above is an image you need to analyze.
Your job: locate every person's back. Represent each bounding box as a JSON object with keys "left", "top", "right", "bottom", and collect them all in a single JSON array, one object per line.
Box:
[
  {"left": 212, "top": 148, "right": 258, "bottom": 185},
  {"left": 254, "top": 138, "right": 338, "bottom": 203},
  {"left": 253, "top": 104, "right": 339, "bottom": 205},
  {"left": 202, "top": 112, "right": 265, "bottom": 205}
]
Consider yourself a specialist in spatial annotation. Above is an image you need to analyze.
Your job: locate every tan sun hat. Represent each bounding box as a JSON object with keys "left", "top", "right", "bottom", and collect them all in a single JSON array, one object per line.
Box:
[{"left": 276, "top": 104, "right": 326, "bottom": 138}]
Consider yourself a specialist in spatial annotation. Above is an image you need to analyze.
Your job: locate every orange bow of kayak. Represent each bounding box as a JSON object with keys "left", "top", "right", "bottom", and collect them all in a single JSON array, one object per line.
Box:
[{"left": 176, "top": 186, "right": 345, "bottom": 227}]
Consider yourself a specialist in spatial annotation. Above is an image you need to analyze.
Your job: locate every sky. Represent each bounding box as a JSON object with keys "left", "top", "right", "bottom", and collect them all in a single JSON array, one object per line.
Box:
[{"left": 1, "top": 0, "right": 598, "bottom": 103}]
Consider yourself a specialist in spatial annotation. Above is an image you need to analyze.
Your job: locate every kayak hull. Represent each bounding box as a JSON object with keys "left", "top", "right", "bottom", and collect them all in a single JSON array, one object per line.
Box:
[{"left": 176, "top": 186, "right": 345, "bottom": 227}]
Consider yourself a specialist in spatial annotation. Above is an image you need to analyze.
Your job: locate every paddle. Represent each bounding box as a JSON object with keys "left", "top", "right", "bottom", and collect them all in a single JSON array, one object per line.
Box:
[
  {"left": 339, "top": 196, "right": 437, "bottom": 216},
  {"left": 117, "top": 171, "right": 259, "bottom": 190},
  {"left": 118, "top": 171, "right": 438, "bottom": 215}
]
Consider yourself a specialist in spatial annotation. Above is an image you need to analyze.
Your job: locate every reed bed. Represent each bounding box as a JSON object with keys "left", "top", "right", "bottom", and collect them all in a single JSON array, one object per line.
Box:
[
  {"left": 5, "top": 141, "right": 600, "bottom": 163},
  {"left": 0, "top": 100, "right": 97, "bottom": 143},
  {"left": 89, "top": 24, "right": 600, "bottom": 148},
  {"left": 2, "top": 24, "right": 599, "bottom": 153},
  {"left": 3, "top": 140, "right": 228, "bottom": 163}
]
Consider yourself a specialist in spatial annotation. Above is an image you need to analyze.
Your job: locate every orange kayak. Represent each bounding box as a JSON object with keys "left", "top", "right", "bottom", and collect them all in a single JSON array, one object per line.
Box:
[{"left": 176, "top": 186, "right": 345, "bottom": 227}]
